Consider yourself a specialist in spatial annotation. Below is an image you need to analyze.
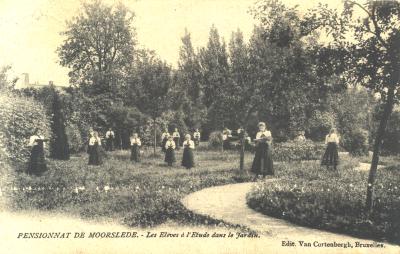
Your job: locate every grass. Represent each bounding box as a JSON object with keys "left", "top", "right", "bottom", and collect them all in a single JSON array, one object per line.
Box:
[
  {"left": 247, "top": 154, "right": 400, "bottom": 244},
  {"left": 4, "top": 143, "right": 256, "bottom": 230}
]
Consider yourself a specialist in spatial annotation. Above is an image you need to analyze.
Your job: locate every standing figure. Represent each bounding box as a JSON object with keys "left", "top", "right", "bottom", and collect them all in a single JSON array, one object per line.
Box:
[
  {"left": 88, "top": 131, "right": 103, "bottom": 165},
  {"left": 222, "top": 128, "right": 232, "bottom": 150},
  {"left": 251, "top": 122, "right": 274, "bottom": 176},
  {"left": 164, "top": 136, "right": 176, "bottom": 166},
  {"left": 27, "top": 129, "right": 48, "bottom": 176},
  {"left": 321, "top": 128, "right": 340, "bottom": 170},
  {"left": 181, "top": 134, "right": 195, "bottom": 169},
  {"left": 172, "top": 128, "right": 181, "bottom": 150},
  {"left": 130, "top": 133, "right": 141, "bottom": 162},
  {"left": 161, "top": 129, "right": 169, "bottom": 153},
  {"left": 105, "top": 128, "right": 115, "bottom": 151},
  {"left": 193, "top": 129, "right": 201, "bottom": 146}
]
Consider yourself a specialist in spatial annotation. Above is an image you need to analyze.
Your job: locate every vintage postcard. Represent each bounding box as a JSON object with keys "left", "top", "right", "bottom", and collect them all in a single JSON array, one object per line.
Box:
[{"left": 0, "top": 0, "right": 399, "bottom": 253}]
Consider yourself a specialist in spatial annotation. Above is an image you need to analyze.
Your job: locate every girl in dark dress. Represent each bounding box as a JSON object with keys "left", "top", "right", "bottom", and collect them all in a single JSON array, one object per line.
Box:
[
  {"left": 193, "top": 129, "right": 201, "bottom": 146},
  {"left": 164, "top": 136, "right": 176, "bottom": 166},
  {"left": 88, "top": 131, "right": 103, "bottom": 165},
  {"left": 321, "top": 128, "right": 340, "bottom": 170},
  {"left": 27, "top": 129, "right": 48, "bottom": 176},
  {"left": 181, "top": 134, "right": 195, "bottom": 169},
  {"left": 172, "top": 128, "right": 181, "bottom": 150},
  {"left": 251, "top": 122, "right": 274, "bottom": 177},
  {"left": 161, "top": 130, "right": 169, "bottom": 153},
  {"left": 130, "top": 133, "right": 141, "bottom": 162},
  {"left": 105, "top": 128, "right": 115, "bottom": 151},
  {"left": 222, "top": 128, "right": 232, "bottom": 150}
]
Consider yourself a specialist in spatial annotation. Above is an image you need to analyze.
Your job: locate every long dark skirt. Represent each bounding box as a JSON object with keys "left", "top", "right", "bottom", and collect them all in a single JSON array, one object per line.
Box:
[
  {"left": 182, "top": 147, "right": 194, "bottom": 169},
  {"left": 194, "top": 138, "right": 200, "bottom": 146},
  {"left": 251, "top": 142, "right": 274, "bottom": 176},
  {"left": 106, "top": 138, "right": 114, "bottom": 151},
  {"left": 223, "top": 139, "right": 231, "bottom": 150},
  {"left": 321, "top": 142, "right": 339, "bottom": 168},
  {"left": 161, "top": 138, "right": 168, "bottom": 153},
  {"left": 130, "top": 144, "right": 140, "bottom": 162},
  {"left": 165, "top": 148, "right": 176, "bottom": 165},
  {"left": 88, "top": 144, "right": 102, "bottom": 165},
  {"left": 173, "top": 137, "right": 180, "bottom": 150},
  {"left": 28, "top": 143, "right": 47, "bottom": 176}
]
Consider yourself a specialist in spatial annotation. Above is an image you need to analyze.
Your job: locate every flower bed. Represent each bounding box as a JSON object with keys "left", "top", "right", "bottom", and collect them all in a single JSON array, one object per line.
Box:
[
  {"left": 6, "top": 149, "right": 254, "bottom": 228},
  {"left": 273, "top": 140, "right": 325, "bottom": 161},
  {"left": 247, "top": 159, "right": 400, "bottom": 243}
]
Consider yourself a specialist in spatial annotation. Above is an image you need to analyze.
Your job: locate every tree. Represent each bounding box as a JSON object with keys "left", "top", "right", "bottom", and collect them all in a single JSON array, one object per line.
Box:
[
  {"left": 0, "top": 65, "right": 17, "bottom": 91},
  {"left": 199, "top": 26, "right": 231, "bottom": 130},
  {"left": 311, "top": 1, "right": 400, "bottom": 211},
  {"left": 58, "top": 0, "right": 136, "bottom": 97},
  {"left": 128, "top": 50, "right": 172, "bottom": 155},
  {"left": 49, "top": 87, "right": 70, "bottom": 160},
  {"left": 250, "top": 1, "right": 348, "bottom": 141},
  {"left": 175, "top": 29, "right": 207, "bottom": 129}
]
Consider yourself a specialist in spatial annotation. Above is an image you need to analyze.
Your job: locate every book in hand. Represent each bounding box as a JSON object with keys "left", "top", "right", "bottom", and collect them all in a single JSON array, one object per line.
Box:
[
  {"left": 35, "top": 138, "right": 49, "bottom": 142},
  {"left": 254, "top": 136, "right": 271, "bottom": 143}
]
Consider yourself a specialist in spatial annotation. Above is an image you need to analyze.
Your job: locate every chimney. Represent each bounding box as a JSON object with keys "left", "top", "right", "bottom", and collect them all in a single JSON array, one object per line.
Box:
[{"left": 22, "top": 73, "right": 29, "bottom": 87}]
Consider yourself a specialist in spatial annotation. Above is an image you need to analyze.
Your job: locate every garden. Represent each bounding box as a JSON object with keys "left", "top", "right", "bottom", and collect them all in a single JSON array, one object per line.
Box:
[{"left": 0, "top": 0, "right": 400, "bottom": 249}]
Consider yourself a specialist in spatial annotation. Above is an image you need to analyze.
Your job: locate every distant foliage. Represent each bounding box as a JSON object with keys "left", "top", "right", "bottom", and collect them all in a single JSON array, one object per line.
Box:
[
  {"left": 208, "top": 131, "right": 223, "bottom": 149},
  {"left": 65, "top": 124, "right": 84, "bottom": 153},
  {"left": 376, "top": 109, "right": 400, "bottom": 155},
  {"left": 307, "top": 111, "right": 335, "bottom": 141},
  {"left": 0, "top": 92, "right": 51, "bottom": 166},
  {"left": 273, "top": 140, "right": 325, "bottom": 161},
  {"left": 341, "top": 129, "right": 369, "bottom": 156}
]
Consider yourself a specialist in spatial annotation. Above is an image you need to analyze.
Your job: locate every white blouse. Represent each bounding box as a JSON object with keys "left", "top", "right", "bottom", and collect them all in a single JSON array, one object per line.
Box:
[
  {"left": 165, "top": 140, "right": 176, "bottom": 149},
  {"left": 255, "top": 131, "right": 272, "bottom": 140},
  {"left": 28, "top": 135, "right": 45, "bottom": 147},
  {"left": 130, "top": 137, "right": 141, "bottom": 146},
  {"left": 194, "top": 132, "right": 201, "bottom": 139},
  {"left": 182, "top": 140, "right": 195, "bottom": 149},
  {"left": 105, "top": 131, "right": 115, "bottom": 138},
  {"left": 172, "top": 132, "right": 180, "bottom": 138},
  {"left": 161, "top": 132, "right": 169, "bottom": 140},
  {"left": 325, "top": 133, "right": 340, "bottom": 144},
  {"left": 89, "top": 137, "right": 102, "bottom": 146}
]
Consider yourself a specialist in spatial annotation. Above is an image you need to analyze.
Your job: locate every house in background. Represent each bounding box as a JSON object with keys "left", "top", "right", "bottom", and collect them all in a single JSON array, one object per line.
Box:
[{"left": 15, "top": 73, "right": 63, "bottom": 90}]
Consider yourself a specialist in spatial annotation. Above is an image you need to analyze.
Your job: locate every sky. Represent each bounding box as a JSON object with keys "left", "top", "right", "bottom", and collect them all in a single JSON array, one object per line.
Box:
[{"left": 0, "top": 0, "right": 343, "bottom": 86}]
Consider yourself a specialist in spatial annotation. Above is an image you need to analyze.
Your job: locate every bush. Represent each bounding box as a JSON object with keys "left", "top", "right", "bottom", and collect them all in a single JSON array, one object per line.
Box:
[
  {"left": 66, "top": 124, "right": 84, "bottom": 153},
  {"left": 307, "top": 111, "right": 335, "bottom": 141},
  {"left": 381, "top": 109, "right": 400, "bottom": 155},
  {"left": 208, "top": 131, "right": 222, "bottom": 149},
  {"left": 273, "top": 140, "right": 325, "bottom": 161},
  {"left": 0, "top": 92, "right": 52, "bottom": 166},
  {"left": 341, "top": 129, "right": 369, "bottom": 156}
]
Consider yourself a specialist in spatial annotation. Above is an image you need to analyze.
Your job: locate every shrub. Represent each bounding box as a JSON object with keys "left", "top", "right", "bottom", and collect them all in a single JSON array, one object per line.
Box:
[
  {"left": 273, "top": 140, "right": 325, "bottom": 161},
  {"left": 208, "top": 131, "right": 222, "bottom": 149},
  {"left": 341, "top": 129, "right": 369, "bottom": 156},
  {"left": 381, "top": 109, "right": 400, "bottom": 155},
  {"left": 307, "top": 111, "right": 335, "bottom": 141},
  {"left": 66, "top": 124, "right": 84, "bottom": 153},
  {"left": 0, "top": 92, "right": 52, "bottom": 166}
]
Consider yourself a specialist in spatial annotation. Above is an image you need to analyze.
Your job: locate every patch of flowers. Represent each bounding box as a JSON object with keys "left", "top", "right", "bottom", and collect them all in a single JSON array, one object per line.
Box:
[{"left": 246, "top": 160, "right": 400, "bottom": 244}]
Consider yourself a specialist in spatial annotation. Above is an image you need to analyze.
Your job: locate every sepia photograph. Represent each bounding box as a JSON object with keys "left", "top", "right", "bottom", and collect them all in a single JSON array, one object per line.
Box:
[{"left": 0, "top": 0, "right": 399, "bottom": 253}]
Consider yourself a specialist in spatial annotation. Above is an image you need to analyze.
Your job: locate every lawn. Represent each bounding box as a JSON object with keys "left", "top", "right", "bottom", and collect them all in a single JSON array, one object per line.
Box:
[
  {"left": 247, "top": 154, "right": 400, "bottom": 244},
  {"left": 3, "top": 143, "right": 255, "bottom": 229}
]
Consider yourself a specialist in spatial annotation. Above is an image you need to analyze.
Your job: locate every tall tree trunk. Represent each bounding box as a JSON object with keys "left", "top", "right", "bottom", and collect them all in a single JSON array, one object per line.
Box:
[
  {"left": 240, "top": 135, "right": 245, "bottom": 171},
  {"left": 153, "top": 118, "right": 157, "bottom": 156},
  {"left": 366, "top": 86, "right": 395, "bottom": 211}
]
